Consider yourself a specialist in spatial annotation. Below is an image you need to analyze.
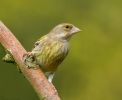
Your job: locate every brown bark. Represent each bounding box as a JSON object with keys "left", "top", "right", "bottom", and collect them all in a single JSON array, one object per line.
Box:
[{"left": 0, "top": 21, "right": 60, "bottom": 100}]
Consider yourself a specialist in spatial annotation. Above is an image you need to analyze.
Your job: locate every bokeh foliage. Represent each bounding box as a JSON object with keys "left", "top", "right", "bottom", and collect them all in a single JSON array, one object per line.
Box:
[{"left": 0, "top": 0, "right": 122, "bottom": 100}]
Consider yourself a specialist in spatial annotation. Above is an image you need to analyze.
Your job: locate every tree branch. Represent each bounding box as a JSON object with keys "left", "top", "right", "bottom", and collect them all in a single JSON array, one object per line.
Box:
[{"left": 0, "top": 21, "right": 61, "bottom": 100}]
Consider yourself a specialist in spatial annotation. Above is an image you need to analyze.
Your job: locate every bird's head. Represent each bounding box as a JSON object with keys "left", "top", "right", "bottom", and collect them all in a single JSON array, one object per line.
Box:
[{"left": 49, "top": 23, "right": 81, "bottom": 42}]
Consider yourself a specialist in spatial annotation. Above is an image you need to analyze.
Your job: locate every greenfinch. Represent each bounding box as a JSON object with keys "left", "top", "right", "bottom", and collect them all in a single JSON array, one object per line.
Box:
[{"left": 23, "top": 23, "right": 81, "bottom": 83}]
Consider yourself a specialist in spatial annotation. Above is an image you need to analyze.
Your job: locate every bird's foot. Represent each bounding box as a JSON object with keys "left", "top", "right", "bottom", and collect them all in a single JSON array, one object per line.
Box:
[{"left": 23, "top": 52, "right": 39, "bottom": 69}]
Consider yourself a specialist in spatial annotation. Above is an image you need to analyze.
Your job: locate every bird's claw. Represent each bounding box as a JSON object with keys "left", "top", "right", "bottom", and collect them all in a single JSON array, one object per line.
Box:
[{"left": 23, "top": 52, "right": 39, "bottom": 69}]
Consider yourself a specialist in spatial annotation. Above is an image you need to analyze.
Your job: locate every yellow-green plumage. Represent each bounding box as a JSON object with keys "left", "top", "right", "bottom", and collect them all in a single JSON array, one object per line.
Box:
[
  {"left": 23, "top": 23, "right": 81, "bottom": 82},
  {"left": 34, "top": 36, "right": 69, "bottom": 72}
]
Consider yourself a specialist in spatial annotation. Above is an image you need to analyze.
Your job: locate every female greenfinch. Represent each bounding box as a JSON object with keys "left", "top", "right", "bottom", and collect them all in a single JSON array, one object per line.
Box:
[{"left": 23, "top": 23, "right": 81, "bottom": 83}]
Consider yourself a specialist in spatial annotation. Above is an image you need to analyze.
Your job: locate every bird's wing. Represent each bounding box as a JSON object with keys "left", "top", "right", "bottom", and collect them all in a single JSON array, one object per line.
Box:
[{"left": 32, "top": 35, "right": 47, "bottom": 50}]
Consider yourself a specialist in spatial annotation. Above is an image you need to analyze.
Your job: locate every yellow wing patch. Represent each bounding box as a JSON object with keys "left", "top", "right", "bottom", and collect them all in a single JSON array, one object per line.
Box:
[
  {"left": 38, "top": 35, "right": 47, "bottom": 41},
  {"left": 32, "top": 35, "right": 47, "bottom": 49}
]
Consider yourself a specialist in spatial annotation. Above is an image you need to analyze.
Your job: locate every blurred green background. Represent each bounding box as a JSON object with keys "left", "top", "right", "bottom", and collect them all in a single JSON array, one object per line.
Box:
[{"left": 0, "top": 0, "right": 122, "bottom": 100}]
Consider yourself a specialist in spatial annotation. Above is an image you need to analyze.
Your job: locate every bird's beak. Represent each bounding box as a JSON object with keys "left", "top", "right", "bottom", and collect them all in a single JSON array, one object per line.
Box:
[{"left": 71, "top": 26, "right": 82, "bottom": 34}]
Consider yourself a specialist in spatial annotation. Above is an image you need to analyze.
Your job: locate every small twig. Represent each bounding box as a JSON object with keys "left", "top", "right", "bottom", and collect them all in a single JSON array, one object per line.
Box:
[{"left": 0, "top": 21, "right": 61, "bottom": 100}]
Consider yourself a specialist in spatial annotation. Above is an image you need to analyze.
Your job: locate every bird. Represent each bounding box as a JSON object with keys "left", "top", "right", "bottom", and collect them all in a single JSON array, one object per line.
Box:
[{"left": 23, "top": 23, "right": 81, "bottom": 83}]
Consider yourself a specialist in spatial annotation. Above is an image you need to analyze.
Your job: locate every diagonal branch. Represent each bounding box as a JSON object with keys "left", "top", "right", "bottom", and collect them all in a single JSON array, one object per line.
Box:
[{"left": 0, "top": 21, "right": 61, "bottom": 100}]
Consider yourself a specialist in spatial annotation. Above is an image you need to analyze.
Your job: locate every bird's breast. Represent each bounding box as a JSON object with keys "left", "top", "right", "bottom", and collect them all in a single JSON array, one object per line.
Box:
[{"left": 36, "top": 41, "right": 69, "bottom": 72}]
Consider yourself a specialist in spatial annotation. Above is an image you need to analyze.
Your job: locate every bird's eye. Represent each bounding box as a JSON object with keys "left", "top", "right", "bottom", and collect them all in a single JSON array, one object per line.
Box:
[{"left": 65, "top": 25, "right": 69, "bottom": 29}]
